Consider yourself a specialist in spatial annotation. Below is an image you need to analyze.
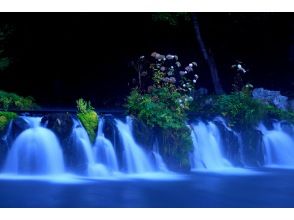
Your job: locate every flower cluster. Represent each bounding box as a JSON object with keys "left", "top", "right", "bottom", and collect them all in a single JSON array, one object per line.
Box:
[{"left": 133, "top": 52, "right": 199, "bottom": 108}]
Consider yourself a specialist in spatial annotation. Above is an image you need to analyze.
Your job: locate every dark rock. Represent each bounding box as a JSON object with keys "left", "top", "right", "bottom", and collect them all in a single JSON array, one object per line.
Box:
[
  {"left": 41, "top": 113, "right": 74, "bottom": 142},
  {"left": 214, "top": 120, "right": 242, "bottom": 166},
  {"left": 132, "top": 118, "right": 155, "bottom": 151},
  {"left": 102, "top": 115, "right": 125, "bottom": 169},
  {"left": 241, "top": 129, "right": 264, "bottom": 167},
  {"left": 11, "top": 117, "right": 30, "bottom": 140}
]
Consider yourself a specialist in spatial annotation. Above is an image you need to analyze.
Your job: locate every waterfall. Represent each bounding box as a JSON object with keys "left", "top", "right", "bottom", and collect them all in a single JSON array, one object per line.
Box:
[
  {"left": 152, "top": 140, "right": 168, "bottom": 172},
  {"left": 93, "top": 117, "right": 119, "bottom": 172},
  {"left": 71, "top": 119, "right": 110, "bottom": 176},
  {"left": 258, "top": 122, "right": 294, "bottom": 168},
  {"left": 190, "top": 120, "right": 232, "bottom": 171},
  {"left": 214, "top": 117, "right": 245, "bottom": 165},
  {"left": 3, "top": 116, "right": 65, "bottom": 175},
  {"left": 115, "top": 116, "right": 154, "bottom": 173}
]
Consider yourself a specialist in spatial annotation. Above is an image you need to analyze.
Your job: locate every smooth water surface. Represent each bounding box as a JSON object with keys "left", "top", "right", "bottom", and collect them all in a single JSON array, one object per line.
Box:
[{"left": 0, "top": 169, "right": 294, "bottom": 207}]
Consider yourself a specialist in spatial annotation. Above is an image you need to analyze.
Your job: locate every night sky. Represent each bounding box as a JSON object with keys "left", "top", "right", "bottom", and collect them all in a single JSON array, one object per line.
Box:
[{"left": 0, "top": 13, "right": 293, "bottom": 108}]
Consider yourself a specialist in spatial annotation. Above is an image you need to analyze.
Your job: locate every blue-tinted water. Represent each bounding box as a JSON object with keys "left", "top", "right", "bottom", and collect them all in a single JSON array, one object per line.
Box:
[{"left": 0, "top": 169, "right": 294, "bottom": 207}]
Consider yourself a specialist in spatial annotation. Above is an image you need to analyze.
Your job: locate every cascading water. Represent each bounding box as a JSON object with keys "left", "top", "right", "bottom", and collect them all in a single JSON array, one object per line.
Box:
[
  {"left": 152, "top": 140, "right": 168, "bottom": 172},
  {"left": 3, "top": 116, "right": 65, "bottom": 175},
  {"left": 115, "top": 117, "right": 154, "bottom": 173},
  {"left": 214, "top": 117, "right": 245, "bottom": 165},
  {"left": 93, "top": 117, "right": 119, "bottom": 172},
  {"left": 258, "top": 122, "right": 294, "bottom": 168},
  {"left": 190, "top": 120, "right": 232, "bottom": 171},
  {"left": 71, "top": 119, "right": 109, "bottom": 176}
]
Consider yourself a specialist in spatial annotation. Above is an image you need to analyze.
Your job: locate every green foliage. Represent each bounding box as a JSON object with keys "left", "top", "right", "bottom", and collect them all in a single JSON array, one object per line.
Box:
[
  {"left": 264, "top": 105, "right": 294, "bottom": 123},
  {"left": 127, "top": 87, "right": 187, "bottom": 130},
  {"left": 190, "top": 88, "right": 294, "bottom": 130},
  {"left": 76, "top": 98, "right": 98, "bottom": 143},
  {"left": 127, "top": 53, "right": 199, "bottom": 167},
  {"left": 152, "top": 13, "right": 190, "bottom": 26},
  {"left": 214, "top": 92, "right": 265, "bottom": 129},
  {"left": 161, "top": 126, "right": 193, "bottom": 167},
  {"left": 0, "top": 111, "right": 17, "bottom": 131},
  {"left": 0, "top": 57, "right": 10, "bottom": 71},
  {"left": 76, "top": 98, "right": 94, "bottom": 114},
  {"left": 0, "top": 24, "right": 14, "bottom": 71},
  {"left": 0, "top": 90, "right": 38, "bottom": 111}
]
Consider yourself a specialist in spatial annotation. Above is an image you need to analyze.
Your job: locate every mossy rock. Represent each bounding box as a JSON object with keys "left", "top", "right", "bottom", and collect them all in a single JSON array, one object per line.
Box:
[
  {"left": 77, "top": 110, "right": 98, "bottom": 143},
  {"left": 0, "top": 111, "right": 17, "bottom": 131}
]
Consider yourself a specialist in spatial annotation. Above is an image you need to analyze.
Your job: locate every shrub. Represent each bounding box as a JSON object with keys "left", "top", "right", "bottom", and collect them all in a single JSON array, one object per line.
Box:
[
  {"left": 126, "top": 52, "right": 198, "bottom": 167},
  {"left": 214, "top": 91, "right": 265, "bottom": 129},
  {"left": 0, "top": 90, "right": 38, "bottom": 111},
  {"left": 190, "top": 86, "right": 294, "bottom": 130},
  {"left": 0, "top": 111, "right": 17, "bottom": 131},
  {"left": 76, "top": 98, "right": 98, "bottom": 143}
]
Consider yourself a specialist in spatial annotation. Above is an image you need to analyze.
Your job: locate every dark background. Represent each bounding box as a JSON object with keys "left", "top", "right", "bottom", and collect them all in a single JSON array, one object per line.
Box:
[{"left": 0, "top": 13, "right": 293, "bottom": 108}]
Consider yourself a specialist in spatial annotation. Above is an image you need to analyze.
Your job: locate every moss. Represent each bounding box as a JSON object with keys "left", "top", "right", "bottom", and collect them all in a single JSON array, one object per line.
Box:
[
  {"left": 77, "top": 111, "right": 98, "bottom": 143},
  {"left": 0, "top": 111, "right": 17, "bottom": 131}
]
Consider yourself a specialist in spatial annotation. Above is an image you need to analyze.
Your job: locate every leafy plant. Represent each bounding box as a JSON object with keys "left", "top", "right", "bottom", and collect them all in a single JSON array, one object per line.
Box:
[
  {"left": 0, "top": 90, "right": 38, "bottom": 111},
  {"left": 76, "top": 98, "right": 98, "bottom": 143},
  {"left": 0, "top": 111, "right": 17, "bottom": 131},
  {"left": 190, "top": 85, "right": 294, "bottom": 130},
  {"left": 126, "top": 52, "right": 198, "bottom": 167}
]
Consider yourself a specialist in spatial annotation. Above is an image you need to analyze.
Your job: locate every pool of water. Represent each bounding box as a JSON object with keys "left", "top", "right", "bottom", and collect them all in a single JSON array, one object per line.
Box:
[{"left": 0, "top": 169, "right": 294, "bottom": 207}]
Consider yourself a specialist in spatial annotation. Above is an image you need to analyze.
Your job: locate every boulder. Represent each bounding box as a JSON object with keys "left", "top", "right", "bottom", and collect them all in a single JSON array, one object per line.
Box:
[
  {"left": 11, "top": 117, "right": 30, "bottom": 140},
  {"left": 252, "top": 88, "right": 288, "bottom": 110},
  {"left": 41, "top": 113, "right": 74, "bottom": 142},
  {"left": 240, "top": 129, "right": 264, "bottom": 167}
]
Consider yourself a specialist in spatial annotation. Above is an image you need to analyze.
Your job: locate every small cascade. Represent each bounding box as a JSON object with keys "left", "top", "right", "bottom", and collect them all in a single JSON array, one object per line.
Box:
[
  {"left": 152, "top": 140, "right": 168, "bottom": 172},
  {"left": 93, "top": 117, "right": 119, "bottom": 172},
  {"left": 115, "top": 116, "right": 154, "bottom": 173},
  {"left": 190, "top": 120, "right": 232, "bottom": 171},
  {"left": 3, "top": 116, "right": 65, "bottom": 175},
  {"left": 214, "top": 117, "right": 245, "bottom": 165},
  {"left": 1, "top": 120, "right": 13, "bottom": 144},
  {"left": 71, "top": 119, "right": 109, "bottom": 176},
  {"left": 258, "top": 122, "right": 294, "bottom": 168}
]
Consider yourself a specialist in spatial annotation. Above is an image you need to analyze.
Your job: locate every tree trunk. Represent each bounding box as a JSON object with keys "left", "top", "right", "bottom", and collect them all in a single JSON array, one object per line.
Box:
[{"left": 191, "top": 13, "right": 224, "bottom": 95}]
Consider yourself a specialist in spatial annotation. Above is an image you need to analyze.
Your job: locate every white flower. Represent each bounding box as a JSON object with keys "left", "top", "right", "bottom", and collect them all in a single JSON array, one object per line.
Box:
[
  {"left": 188, "top": 88, "right": 192, "bottom": 91},
  {"left": 237, "top": 64, "right": 242, "bottom": 69},
  {"left": 189, "top": 63, "right": 193, "bottom": 67},
  {"left": 193, "top": 79, "right": 197, "bottom": 83},
  {"left": 180, "top": 104, "right": 184, "bottom": 108},
  {"left": 188, "top": 96, "right": 193, "bottom": 101},
  {"left": 179, "top": 99, "right": 182, "bottom": 103},
  {"left": 183, "top": 84, "right": 186, "bottom": 87},
  {"left": 194, "top": 74, "right": 199, "bottom": 79},
  {"left": 170, "top": 66, "right": 174, "bottom": 69}
]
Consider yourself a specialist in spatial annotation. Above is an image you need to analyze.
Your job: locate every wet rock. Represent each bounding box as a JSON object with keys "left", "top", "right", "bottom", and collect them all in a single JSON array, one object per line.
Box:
[
  {"left": 11, "top": 117, "right": 30, "bottom": 140},
  {"left": 252, "top": 88, "right": 288, "bottom": 110},
  {"left": 41, "top": 113, "right": 74, "bottom": 142},
  {"left": 214, "top": 121, "right": 241, "bottom": 166},
  {"left": 241, "top": 129, "right": 264, "bottom": 167}
]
